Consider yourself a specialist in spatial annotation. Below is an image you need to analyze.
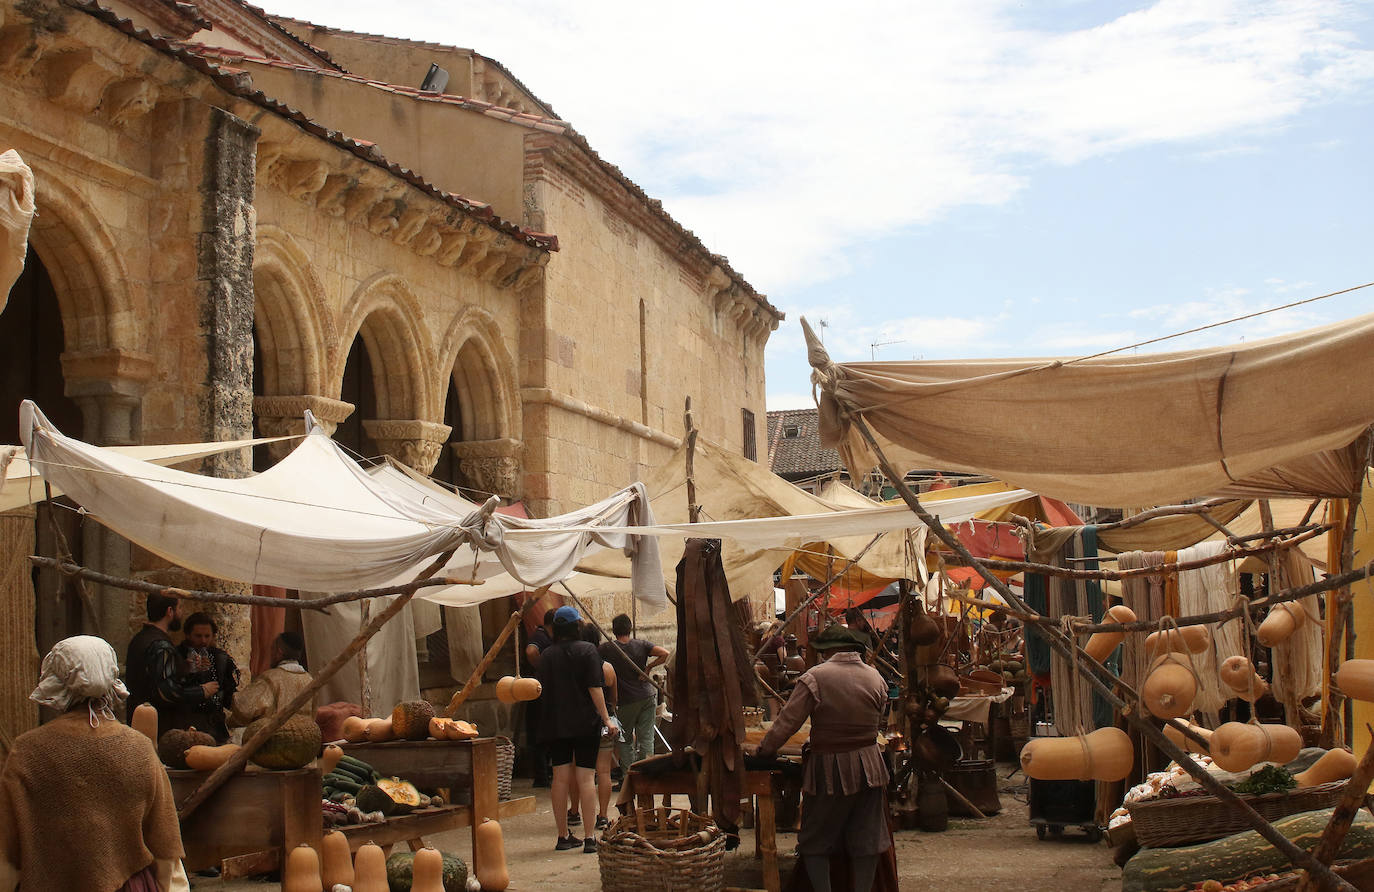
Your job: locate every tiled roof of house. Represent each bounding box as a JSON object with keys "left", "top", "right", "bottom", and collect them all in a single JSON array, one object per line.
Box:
[
  {"left": 230, "top": 0, "right": 344, "bottom": 70},
  {"left": 70, "top": 0, "right": 558, "bottom": 252},
  {"left": 766, "top": 407, "right": 842, "bottom": 479}
]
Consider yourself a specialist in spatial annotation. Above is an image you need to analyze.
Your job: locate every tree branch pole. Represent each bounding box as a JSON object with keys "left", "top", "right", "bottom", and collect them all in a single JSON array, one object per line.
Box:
[
  {"left": 177, "top": 576, "right": 481, "bottom": 820},
  {"left": 445, "top": 587, "right": 549, "bottom": 717},
  {"left": 752, "top": 532, "right": 886, "bottom": 663},
  {"left": 844, "top": 413, "right": 1357, "bottom": 891},
  {"left": 1296, "top": 725, "right": 1374, "bottom": 892},
  {"left": 27, "top": 556, "right": 481, "bottom": 610},
  {"left": 934, "top": 525, "right": 1327, "bottom": 581},
  {"left": 945, "top": 561, "right": 1374, "bottom": 636},
  {"left": 42, "top": 489, "right": 101, "bottom": 630},
  {"left": 1326, "top": 481, "right": 1365, "bottom": 746},
  {"left": 684, "top": 397, "right": 701, "bottom": 524}
]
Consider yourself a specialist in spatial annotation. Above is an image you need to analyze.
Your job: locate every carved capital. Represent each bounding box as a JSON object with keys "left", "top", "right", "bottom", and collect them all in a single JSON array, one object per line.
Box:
[
  {"left": 254, "top": 394, "right": 355, "bottom": 461},
  {"left": 363, "top": 419, "right": 452, "bottom": 474},
  {"left": 60, "top": 348, "right": 156, "bottom": 394},
  {"left": 450, "top": 438, "right": 522, "bottom": 499}
]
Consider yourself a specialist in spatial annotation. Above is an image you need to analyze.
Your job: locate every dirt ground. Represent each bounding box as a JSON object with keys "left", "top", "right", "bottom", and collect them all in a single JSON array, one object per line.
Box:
[{"left": 198, "top": 765, "right": 1123, "bottom": 891}]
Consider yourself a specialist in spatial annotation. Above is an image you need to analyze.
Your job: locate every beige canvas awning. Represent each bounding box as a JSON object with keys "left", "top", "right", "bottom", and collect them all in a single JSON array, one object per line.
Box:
[{"left": 0, "top": 149, "right": 34, "bottom": 310}]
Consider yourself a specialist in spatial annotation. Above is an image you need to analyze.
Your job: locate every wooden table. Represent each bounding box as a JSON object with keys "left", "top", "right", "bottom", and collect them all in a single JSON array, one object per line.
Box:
[
  {"left": 623, "top": 769, "right": 781, "bottom": 892},
  {"left": 341, "top": 737, "right": 534, "bottom": 857},
  {"left": 167, "top": 765, "right": 322, "bottom": 878}
]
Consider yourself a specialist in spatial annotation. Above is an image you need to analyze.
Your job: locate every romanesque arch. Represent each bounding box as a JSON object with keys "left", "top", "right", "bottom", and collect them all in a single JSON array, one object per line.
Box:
[
  {"left": 336, "top": 273, "right": 435, "bottom": 420},
  {"left": 438, "top": 306, "right": 520, "bottom": 442},
  {"left": 252, "top": 225, "right": 335, "bottom": 397}
]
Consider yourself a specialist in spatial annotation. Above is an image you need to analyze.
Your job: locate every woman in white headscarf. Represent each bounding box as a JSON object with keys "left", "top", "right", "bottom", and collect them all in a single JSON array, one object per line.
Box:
[{"left": 0, "top": 635, "right": 189, "bottom": 891}]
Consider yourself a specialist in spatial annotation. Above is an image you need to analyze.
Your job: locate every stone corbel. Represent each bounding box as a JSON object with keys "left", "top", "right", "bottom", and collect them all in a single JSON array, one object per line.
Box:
[
  {"left": 475, "top": 250, "right": 511, "bottom": 282},
  {"left": 44, "top": 49, "right": 122, "bottom": 112},
  {"left": 366, "top": 199, "right": 400, "bottom": 238},
  {"left": 276, "top": 158, "right": 330, "bottom": 201},
  {"left": 60, "top": 348, "right": 157, "bottom": 445},
  {"left": 342, "top": 185, "right": 384, "bottom": 224},
  {"left": 412, "top": 223, "right": 445, "bottom": 257},
  {"left": 449, "top": 438, "right": 523, "bottom": 499},
  {"left": 253, "top": 394, "right": 355, "bottom": 462},
  {"left": 0, "top": 25, "right": 55, "bottom": 78},
  {"left": 314, "top": 174, "right": 355, "bottom": 216},
  {"left": 392, "top": 206, "right": 431, "bottom": 247},
  {"left": 362, "top": 419, "right": 452, "bottom": 475},
  {"left": 102, "top": 77, "right": 159, "bottom": 128}
]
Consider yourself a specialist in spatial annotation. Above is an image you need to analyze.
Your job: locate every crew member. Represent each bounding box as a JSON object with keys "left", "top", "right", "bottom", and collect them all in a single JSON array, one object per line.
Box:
[{"left": 125, "top": 593, "right": 218, "bottom": 738}]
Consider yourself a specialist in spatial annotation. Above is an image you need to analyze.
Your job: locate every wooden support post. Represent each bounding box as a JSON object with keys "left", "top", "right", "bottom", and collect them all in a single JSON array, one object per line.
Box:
[
  {"left": 445, "top": 588, "right": 548, "bottom": 718},
  {"left": 685, "top": 397, "right": 701, "bottom": 523},
  {"left": 845, "top": 412, "right": 1358, "bottom": 892}
]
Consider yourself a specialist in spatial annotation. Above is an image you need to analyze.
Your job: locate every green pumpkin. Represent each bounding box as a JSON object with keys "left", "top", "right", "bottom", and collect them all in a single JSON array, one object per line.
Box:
[{"left": 244, "top": 715, "right": 321, "bottom": 769}]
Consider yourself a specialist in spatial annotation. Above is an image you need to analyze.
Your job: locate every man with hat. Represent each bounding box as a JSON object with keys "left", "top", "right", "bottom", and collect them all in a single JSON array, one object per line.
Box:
[{"left": 751, "top": 623, "right": 891, "bottom": 892}]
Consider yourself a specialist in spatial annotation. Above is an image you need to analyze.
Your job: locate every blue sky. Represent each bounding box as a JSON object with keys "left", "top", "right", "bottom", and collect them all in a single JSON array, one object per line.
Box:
[{"left": 266, "top": 0, "right": 1374, "bottom": 410}]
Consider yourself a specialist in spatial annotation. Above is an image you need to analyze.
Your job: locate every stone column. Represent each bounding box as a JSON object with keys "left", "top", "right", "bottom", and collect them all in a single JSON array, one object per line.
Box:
[
  {"left": 253, "top": 394, "right": 355, "bottom": 462},
  {"left": 362, "top": 419, "right": 452, "bottom": 476},
  {"left": 449, "top": 438, "right": 523, "bottom": 500}
]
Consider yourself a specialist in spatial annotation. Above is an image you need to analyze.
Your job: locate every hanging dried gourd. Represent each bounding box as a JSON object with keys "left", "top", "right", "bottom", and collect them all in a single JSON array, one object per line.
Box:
[
  {"left": 1083, "top": 605, "right": 1137, "bottom": 663},
  {"left": 1144, "top": 625, "right": 1210, "bottom": 660},
  {"left": 1019, "top": 727, "right": 1133, "bottom": 781},
  {"left": 1218, "top": 656, "right": 1269, "bottom": 702},
  {"left": 1208, "top": 722, "right": 1301, "bottom": 773},
  {"left": 1256, "top": 602, "right": 1306, "bottom": 648},
  {"left": 1335, "top": 659, "right": 1374, "bottom": 702},
  {"left": 1142, "top": 653, "right": 1198, "bottom": 720},
  {"left": 1163, "top": 720, "right": 1212, "bottom": 756}
]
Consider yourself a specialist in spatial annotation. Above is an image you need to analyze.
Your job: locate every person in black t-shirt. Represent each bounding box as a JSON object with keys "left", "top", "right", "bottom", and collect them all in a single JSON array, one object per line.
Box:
[{"left": 536, "top": 606, "right": 620, "bottom": 854}]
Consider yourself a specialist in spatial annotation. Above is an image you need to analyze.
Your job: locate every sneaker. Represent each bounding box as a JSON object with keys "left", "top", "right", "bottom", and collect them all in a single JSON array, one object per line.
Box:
[
  {"left": 583, "top": 837, "right": 598, "bottom": 854},
  {"left": 555, "top": 834, "right": 581, "bottom": 851},
  {"left": 595, "top": 815, "right": 609, "bottom": 831},
  {"left": 568, "top": 809, "right": 581, "bottom": 825}
]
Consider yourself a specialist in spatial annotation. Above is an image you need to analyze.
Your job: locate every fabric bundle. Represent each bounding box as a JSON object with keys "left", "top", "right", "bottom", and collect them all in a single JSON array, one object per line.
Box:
[
  {"left": 1271, "top": 548, "right": 1323, "bottom": 718},
  {"left": 1116, "top": 551, "right": 1166, "bottom": 694},
  {"left": 1175, "top": 540, "right": 1243, "bottom": 724}
]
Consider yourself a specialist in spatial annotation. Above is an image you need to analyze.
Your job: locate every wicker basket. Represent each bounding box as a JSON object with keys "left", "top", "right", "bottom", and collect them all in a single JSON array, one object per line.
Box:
[
  {"left": 495, "top": 736, "right": 515, "bottom": 801},
  {"left": 1127, "top": 781, "right": 1346, "bottom": 848},
  {"left": 599, "top": 807, "right": 726, "bottom": 892}
]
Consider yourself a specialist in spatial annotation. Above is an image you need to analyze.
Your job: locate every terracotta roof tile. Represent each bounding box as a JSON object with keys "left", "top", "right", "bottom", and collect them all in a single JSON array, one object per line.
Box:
[
  {"left": 230, "top": 0, "right": 344, "bottom": 71},
  {"left": 73, "top": 3, "right": 557, "bottom": 252},
  {"left": 766, "top": 408, "right": 841, "bottom": 479}
]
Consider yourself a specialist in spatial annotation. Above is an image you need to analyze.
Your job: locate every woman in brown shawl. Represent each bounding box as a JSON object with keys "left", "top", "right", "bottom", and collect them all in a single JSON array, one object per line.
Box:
[{"left": 0, "top": 635, "right": 187, "bottom": 891}]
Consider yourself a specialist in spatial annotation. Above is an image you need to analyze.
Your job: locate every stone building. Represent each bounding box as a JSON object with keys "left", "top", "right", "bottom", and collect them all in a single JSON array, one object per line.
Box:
[{"left": 0, "top": 0, "right": 779, "bottom": 738}]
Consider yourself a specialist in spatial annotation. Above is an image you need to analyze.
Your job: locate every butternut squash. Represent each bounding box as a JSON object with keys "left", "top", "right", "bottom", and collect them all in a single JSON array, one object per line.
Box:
[
  {"left": 1219, "top": 656, "right": 1269, "bottom": 702},
  {"left": 341, "top": 715, "right": 370, "bottom": 742},
  {"left": 1294, "top": 748, "right": 1357, "bottom": 788},
  {"left": 363, "top": 717, "right": 395, "bottom": 743},
  {"left": 412, "top": 846, "right": 446, "bottom": 892},
  {"left": 474, "top": 817, "right": 509, "bottom": 891},
  {"left": 1209, "top": 722, "right": 1302, "bottom": 773},
  {"left": 352, "top": 841, "right": 388, "bottom": 892},
  {"left": 428, "top": 717, "right": 453, "bottom": 739},
  {"left": 1256, "top": 601, "right": 1306, "bottom": 648},
  {"left": 283, "top": 844, "right": 324, "bottom": 892},
  {"left": 132, "top": 703, "right": 159, "bottom": 743},
  {"left": 1336, "top": 660, "right": 1374, "bottom": 703},
  {"left": 1144, "top": 625, "right": 1211, "bottom": 659},
  {"left": 1142, "top": 653, "right": 1197, "bottom": 720},
  {"left": 1083, "top": 605, "right": 1137, "bottom": 663},
  {"left": 495, "top": 676, "right": 517, "bottom": 704},
  {"left": 1018, "top": 727, "right": 1133, "bottom": 781},
  {"left": 511, "top": 678, "right": 542, "bottom": 702},
  {"left": 319, "top": 744, "right": 344, "bottom": 776},
  {"left": 448, "top": 720, "right": 480, "bottom": 741},
  {"left": 319, "top": 830, "right": 353, "bottom": 890},
  {"left": 1163, "top": 720, "right": 1212, "bottom": 755},
  {"left": 184, "top": 743, "right": 242, "bottom": 772}
]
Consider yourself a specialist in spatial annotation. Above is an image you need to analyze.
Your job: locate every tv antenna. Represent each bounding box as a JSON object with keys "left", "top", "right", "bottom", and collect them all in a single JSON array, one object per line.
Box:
[
  {"left": 817, "top": 318, "right": 829, "bottom": 344},
  {"left": 871, "top": 338, "right": 904, "bottom": 360}
]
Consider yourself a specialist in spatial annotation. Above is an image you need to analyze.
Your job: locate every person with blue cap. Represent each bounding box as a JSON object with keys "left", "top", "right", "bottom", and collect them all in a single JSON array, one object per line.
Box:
[{"left": 535, "top": 605, "right": 621, "bottom": 853}]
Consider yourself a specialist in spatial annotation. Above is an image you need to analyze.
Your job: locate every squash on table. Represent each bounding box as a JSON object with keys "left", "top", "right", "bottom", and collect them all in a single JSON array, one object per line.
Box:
[
  {"left": 511, "top": 677, "right": 542, "bottom": 702},
  {"left": 1256, "top": 601, "right": 1306, "bottom": 648},
  {"left": 412, "top": 846, "right": 446, "bottom": 892},
  {"left": 246, "top": 715, "right": 322, "bottom": 770},
  {"left": 363, "top": 717, "right": 396, "bottom": 742},
  {"left": 158, "top": 727, "right": 215, "bottom": 769},
  {"left": 1163, "top": 721, "right": 1212, "bottom": 756},
  {"left": 448, "top": 720, "right": 479, "bottom": 741},
  {"left": 184, "top": 743, "right": 241, "bottom": 772},
  {"left": 319, "top": 830, "right": 353, "bottom": 890},
  {"left": 341, "top": 715, "right": 370, "bottom": 742},
  {"left": 495, "top": 676, "right": 517, "bottom": 704},
  {"left": 429, "top": 716, "right": 454, "bottom": 739},
  {"left": 1294, "top": 748, "right": 1357, "bottom": 787},
  {"left": 1144, "top": 625, "right": 1211, "bottom": 659},
  {"left": 353, "top": 841, "right": 389, "bottom": 892},
  {"left": 1019, "top": 727, "right": 1133, "bottom": 781},
  {"left": 474, "top": 818, "right": 509, "bottom": 891},
  {"left": 132, "top": 703, "right": 159, "bottom": 743},
  {"left": 1336, "top": 660, "right": 1374, "bottom": 703},
  {"left": 1208, "top": 722, "right": 1302, "bottom": 773},
  {"left": 392, "top": 700, "right": 437, "bottom": 741},
  {"left": 1083, "top": 605, "right": 1137, "bottom": 663},
  {"left": 1218, "top": 656, "right": 1269, "bottom": 702},
  {"left": 1142, "top": 653, "right": 1197, "bottom": 720},
  {"left": 283, "top": 843, "right": 323, "bottom": 892},
  {"left": 319, "top": 744, "right": 344, "bottom": 776}
]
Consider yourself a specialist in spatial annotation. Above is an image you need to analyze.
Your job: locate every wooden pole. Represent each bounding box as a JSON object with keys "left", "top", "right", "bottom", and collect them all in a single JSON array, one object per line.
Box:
[
  {"left": 844, "top": 413, "right": 1357, "bottom": 892},
  {"left": 684, "top": 397, "right": 701, "bottom": 523},
  {"left": 1296, "top": 725, "right": 1374, "bottom": 892},
  {"left": 445, "top": 609, "right": 530, "bottom": 717},
  {"left": 752, "top": 532, "right": 885, "bottom": 662}
]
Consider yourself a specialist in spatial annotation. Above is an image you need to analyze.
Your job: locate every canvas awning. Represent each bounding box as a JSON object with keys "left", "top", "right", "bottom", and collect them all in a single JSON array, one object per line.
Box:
[
  {"left": 0, "top": 149, "right": 34, "bottom": 310},
  {"left": 804, "top": 313, "right": 1374, "bottom": 507}
]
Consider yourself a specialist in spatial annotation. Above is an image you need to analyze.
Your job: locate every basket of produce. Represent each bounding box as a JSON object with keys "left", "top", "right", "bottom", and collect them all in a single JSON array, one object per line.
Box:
[
  {"left": 496, "top": 736, "right": 515, "bottom": 801},
  {"left": 599, "top": 806, "right": 725, "bottom": 892},
  {"left": 1126, "top": 767, "right": 1346, "bottom": 849}
]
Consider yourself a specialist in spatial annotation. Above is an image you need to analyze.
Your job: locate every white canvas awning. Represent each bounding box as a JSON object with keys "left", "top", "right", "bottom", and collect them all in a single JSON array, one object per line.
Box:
[{"left": 0, "top": 149, "right": 35, "bottom": 310}]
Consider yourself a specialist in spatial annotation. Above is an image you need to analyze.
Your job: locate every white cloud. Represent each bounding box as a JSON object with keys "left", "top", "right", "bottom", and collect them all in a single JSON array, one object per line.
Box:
[
  {"left": 765, "top": 392, "right": 818, "bottom": 411},
  {"left": 267, "top": 0, "right": 1374, "bottom": 294}
]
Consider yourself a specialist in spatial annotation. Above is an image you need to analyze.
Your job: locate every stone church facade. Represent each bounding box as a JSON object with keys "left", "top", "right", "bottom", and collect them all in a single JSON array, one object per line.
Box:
[{"left": 0, "top": 0, "right": 779, "bottom": 737}]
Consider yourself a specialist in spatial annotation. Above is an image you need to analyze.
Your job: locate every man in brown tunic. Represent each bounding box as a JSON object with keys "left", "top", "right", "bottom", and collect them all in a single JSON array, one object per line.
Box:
[{"left": 753, "top": 624, "right": 890, "bottom": 892}]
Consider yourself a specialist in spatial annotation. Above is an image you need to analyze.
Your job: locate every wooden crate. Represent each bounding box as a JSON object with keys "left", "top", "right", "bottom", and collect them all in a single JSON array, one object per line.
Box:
[{"left": 167, "top": 765, "right": 322, "bottom": 877}]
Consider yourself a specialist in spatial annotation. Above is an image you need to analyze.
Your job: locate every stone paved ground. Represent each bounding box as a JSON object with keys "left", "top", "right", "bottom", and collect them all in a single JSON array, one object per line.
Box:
[{"left": 198, "top": 765, "right": 1123, "bottom": 891}]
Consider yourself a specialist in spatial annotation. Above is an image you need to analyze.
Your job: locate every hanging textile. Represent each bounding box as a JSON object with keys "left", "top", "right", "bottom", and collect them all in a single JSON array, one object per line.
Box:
[
  {"left": 1270, "top": 548, "right": 1322, "bottom": 718},
  {"left": 1176, "top": 540, "right": 1242, "bottom": 724},
  {"left": 1116, "top": 551, "right": 1166, "bottom": 694},
  {"left": 301, "top": 593, "right": 420, "bottom": 709}
]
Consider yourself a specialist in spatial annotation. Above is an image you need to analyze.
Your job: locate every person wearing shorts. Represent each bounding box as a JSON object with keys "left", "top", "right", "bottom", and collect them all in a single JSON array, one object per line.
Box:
[{"left": 536, "top": 605, "right": 620, "bottom": 853}]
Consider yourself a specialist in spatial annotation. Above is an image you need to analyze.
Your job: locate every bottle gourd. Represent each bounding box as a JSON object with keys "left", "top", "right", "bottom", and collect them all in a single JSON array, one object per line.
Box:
[
  {"left": 319, "top": 830, "right": 353, "bottom": 890},
  {"left": 1256, "top": 602, "right": 1306, "bottom": 648},
  {"left": 474, "top": 818, "right": 509, "bottom": 891},
  {"left": 1144, "top": 625, "right": 1211, "bottom": 660},
  {"left": 1209, "top": 722, "right": 1301, "bottom": 772},
  {"left": 1142, "top": 653, "right": 1197, "bottom": 720},
  {"left": 1019, "top": 728, "right": 1133, "bottom": 781},
  {"left": 1336, "top": 660, "right": 1374, "bottom": 702},
  {"left": 352, "top": 842, "right": 388, "bottom": 892},
  {"left": 1218, "top": 656, "right": 1269, "bottom": 702},
  {"left": 412, "top": 846, "right": 446, "bottom": 892},
  {"left": 1083, "top": 605, "right": 1137, "bottom": 663}
]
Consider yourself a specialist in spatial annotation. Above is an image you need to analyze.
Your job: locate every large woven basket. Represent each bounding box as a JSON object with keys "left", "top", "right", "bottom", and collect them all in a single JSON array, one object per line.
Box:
[
  {"left": 495, "top": 736, "right": 515, "bottom": 801},
  {"left": 599, "top": 807, "right": 725, "bottom": 892},
  {"left": 1127, "top": 781, "right": 1346, "bottom": 848}
]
